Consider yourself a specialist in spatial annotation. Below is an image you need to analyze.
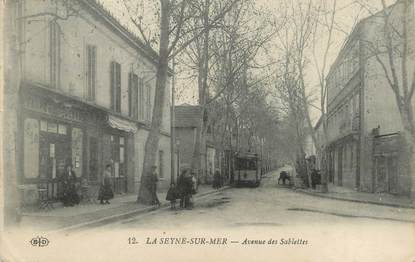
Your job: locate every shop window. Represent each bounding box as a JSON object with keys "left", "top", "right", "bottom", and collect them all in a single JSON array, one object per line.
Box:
[
  {"left": 47, "top": 122, "right": 58, "bottom": 133},
  {"left": 24, "top": 118, "right": 39, "bottom": 179},
  {"left": 71, "top": 128, "right": 83, "bottom": 177},
  {"left": 120, "top": 147, "right": 125, "bottom": 163},
  {"left": 114, "top": 162, "right": 120, "bottom": 177},
  {"left": 86, "top": 45, "right": 97, "bottom": 101},
  {"left": 89, "top": 137, "right": 98, "bottom": 181},
  {"left": 40, "top": 120, "right": 47, "bottom": 132},
  {"left": 58, "top": 124, "right": 67, "bottom": 135},
  {"left": 119, "top": 136, "right": 125, "bottom": 165},
  {"left": 110, "top": 61, "right": 121, "bottom": 113},
  {"left": 110, "top": 135, "right": 127, "bottom": 192},
  {"left": 49, "top": 143, "right": 56, "bottom": 179}
]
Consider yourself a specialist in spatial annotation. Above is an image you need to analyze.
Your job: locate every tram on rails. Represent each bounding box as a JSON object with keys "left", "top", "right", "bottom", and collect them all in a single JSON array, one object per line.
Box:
[{"left": 233, "top": 152, "right": 261, "bottom": 187}]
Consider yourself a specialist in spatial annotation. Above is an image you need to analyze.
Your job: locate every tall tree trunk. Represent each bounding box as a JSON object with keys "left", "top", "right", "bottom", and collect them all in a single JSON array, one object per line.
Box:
[
  {"left": 400, "top": 104, "right": 415, "bottom": 197},
  {"left": 137, "top": 0, "right": 170, "bottom": 205},
  {"left": 190, "top": 0, "right": 210, "bottom": 183},
  {"left": 2, "top": 0, "right": 21, "bottom": 227},
  {"left": 320, "top": 111, "right": 329, "bottom": 192}
]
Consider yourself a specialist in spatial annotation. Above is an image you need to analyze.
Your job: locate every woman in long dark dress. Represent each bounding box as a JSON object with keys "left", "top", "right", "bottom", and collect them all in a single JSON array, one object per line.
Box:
[
  {"left": 177, "top": 169, "right": 194, "bottom": 209},
  {"left": 62, "top": 164, "right": 80, "bottom": 207},
  {"left": 212, "top": 169, "right": 221, "bottom": 189},
  {"left": 166, "top": 183, "right": 178, "bottom": 210},
  {"left": 99, "top": 164, "right": 114, "bottom": 204},
  {"left": 176, "top": 169, "right": 188, "bottom": 208}
]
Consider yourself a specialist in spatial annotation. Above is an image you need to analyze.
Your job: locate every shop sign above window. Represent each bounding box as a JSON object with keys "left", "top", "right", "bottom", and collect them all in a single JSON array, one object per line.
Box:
[{"left": 23, "top": 93, "right": 100, "bottom": 124}]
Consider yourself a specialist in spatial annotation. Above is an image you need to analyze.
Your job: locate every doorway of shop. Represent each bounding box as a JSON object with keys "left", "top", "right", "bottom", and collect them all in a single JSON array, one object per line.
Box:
[{"left": 39, "top": 130, "right": 71, "bottom": 201}]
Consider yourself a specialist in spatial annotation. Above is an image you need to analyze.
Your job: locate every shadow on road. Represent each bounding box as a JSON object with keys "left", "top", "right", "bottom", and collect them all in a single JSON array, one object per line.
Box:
[{"left": 196, "top": 196, "right": 231, "bottom": 209}]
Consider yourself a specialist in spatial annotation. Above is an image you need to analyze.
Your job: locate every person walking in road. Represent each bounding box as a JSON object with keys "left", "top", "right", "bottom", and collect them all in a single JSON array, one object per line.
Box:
[{"left": 98, "top": 164, "right": 114, "bottom": 204}]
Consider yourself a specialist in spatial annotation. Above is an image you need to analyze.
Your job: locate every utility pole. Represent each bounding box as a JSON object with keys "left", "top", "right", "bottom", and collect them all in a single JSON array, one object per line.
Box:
[{"left": 170, "top": 57, "right": 176, "bottom": 185}]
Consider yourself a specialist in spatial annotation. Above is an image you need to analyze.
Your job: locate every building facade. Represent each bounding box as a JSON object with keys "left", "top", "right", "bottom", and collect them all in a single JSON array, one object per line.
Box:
[
  {"left": 174, "top": 104, "right": 219, "bottom": 184},
  {"left": 14, "top": 0, "right": 172, "bottom": 205},
  {"left": 324, "top": 0, "right": 414, "bottom": 195}
]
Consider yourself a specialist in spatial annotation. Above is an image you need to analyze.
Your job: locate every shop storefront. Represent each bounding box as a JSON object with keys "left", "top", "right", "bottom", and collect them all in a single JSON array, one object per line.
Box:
[
  {"left": 104, "top": 115, "right": 137, "bottom": 194},
  {"left": 327, "top": 134, "right": 359, "bottom": 189},
  {"left": 20, "top": 84, "right": 137, "bottom": 205}
]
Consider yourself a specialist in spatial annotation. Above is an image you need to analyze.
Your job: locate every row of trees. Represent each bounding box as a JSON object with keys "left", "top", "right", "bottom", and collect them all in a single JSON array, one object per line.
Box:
[
  {"left": 127, "top": 0, "right": 415, "bottom": 201},
  {"left": 121, "top": 0, "right": 286, "bottom": 204},
  {"left": 179, "top": 0, "right": 280, "bottom": 180}
]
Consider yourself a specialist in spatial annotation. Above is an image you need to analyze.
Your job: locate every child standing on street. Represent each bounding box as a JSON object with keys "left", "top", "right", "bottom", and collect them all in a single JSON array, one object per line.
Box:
[{"left": 166, "top": 183, "right": 178, "bottom": 210}]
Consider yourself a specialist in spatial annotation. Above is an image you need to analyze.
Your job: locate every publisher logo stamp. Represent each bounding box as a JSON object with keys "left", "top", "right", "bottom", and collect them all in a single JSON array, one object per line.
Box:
[{"left": 30, "top": 236, "right": 49, "bottom": 247}]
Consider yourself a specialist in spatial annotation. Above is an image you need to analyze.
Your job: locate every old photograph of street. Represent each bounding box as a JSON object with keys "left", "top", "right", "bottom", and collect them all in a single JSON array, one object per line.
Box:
[{"left": 1, "top": 0, "right": 415, "bottom": 261}]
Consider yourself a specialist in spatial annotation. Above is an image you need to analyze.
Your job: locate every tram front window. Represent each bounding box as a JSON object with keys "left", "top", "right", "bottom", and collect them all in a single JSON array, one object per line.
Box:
[{"left": 235, "top": 158, "right": 257, "bottom": 170}]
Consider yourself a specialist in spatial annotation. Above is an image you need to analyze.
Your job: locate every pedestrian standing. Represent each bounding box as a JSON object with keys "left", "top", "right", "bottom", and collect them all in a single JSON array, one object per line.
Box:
[
  {"left": 185, "top": 171, "right": 196, "bottom": 209},
  {"left": 177, "top": 169, "right": 188, "bottom": 208},
  {"left": 98, "top": 164, "right": 114, "bottom": 204},
  {"left": 191, "top": 172, "right": 197, "bottom": 194},
  {"left": 151, "top": 165, "right": 161, "bottom": 206},
  {"left": 166, "top": 183, "right": 178, "bottom": 210},
  {"left": 61, "top": 164, "right": 80, "bottom": 207},
  {"left": 213, "top": 169, "right": 221, "bottom": 189}
]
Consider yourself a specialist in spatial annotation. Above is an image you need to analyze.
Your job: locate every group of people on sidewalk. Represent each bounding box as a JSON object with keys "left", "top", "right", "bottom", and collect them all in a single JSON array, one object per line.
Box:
[
  {"left": 60, "top": 163, "right": 223, "bottom": 210},
  {"left": 166, "top": 167, "right": 197, "bottom": 210},
  {"left": 59, "top": 164, "right": 114, "bottom": 207},
  {"left": 165, "top": 168, "right": 223, "bottom": 210}
]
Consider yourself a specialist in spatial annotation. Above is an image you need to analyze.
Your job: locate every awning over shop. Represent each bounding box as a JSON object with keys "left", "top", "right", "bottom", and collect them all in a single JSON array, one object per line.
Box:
[{"left": 107, "top": 114, "right": 137, "bottom": 133}]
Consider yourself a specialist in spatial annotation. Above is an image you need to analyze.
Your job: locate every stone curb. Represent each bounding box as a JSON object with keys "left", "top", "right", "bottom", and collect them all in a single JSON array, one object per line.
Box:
[
  {"left": 49, "top": 186, "right": 230, "bottom": 234},
  {"left": 293, "top": 188, "right": 415, "bottom": 210}
]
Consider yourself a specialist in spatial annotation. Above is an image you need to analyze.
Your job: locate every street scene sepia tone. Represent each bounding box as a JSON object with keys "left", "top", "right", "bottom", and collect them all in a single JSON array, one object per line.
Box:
[{"left": 1, "top": 0, "right": 415, "bottom": 261}]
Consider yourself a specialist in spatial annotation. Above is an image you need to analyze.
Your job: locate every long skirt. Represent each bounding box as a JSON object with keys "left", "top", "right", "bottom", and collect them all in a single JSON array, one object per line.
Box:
[{"left": 98, "top": 184, "right": 114, "bottom": 201}]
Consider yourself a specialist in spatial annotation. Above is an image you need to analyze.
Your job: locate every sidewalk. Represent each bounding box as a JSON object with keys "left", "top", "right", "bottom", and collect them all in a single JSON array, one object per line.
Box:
[
  {"left": 294, "top": 184, "right": 415, "bottom": 209},
  {"left": 18, "top": 184, "right": 228, "bottom": 233}
]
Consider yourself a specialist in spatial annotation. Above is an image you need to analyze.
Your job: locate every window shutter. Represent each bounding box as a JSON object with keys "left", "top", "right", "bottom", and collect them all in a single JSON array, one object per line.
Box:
[
  {"left": 92, "top": 47, "right": 96, "bottom": 100},
  {"left": 139, "top": 78, "right": 144, "bottom": 120},
  {"left": 49, "top": 21, "right": 61, "bottom": 88},
  {"left": 86, "top": 46, "right": 96, "bottom": 101},
  {"left": 133, "top": 74, "right": 139, "bottom": 119},
  {"left": 128, "top": 73, "right": 132, "bottom": 117},
  {"left": 110, "top": 62, "right": 115, "bottom": 110},
  {"left": 147, "top": 85, "right": 151, "bottom": 121},
  {"left": 116, "top": 63, "right": 121, "bottom": 112}
]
